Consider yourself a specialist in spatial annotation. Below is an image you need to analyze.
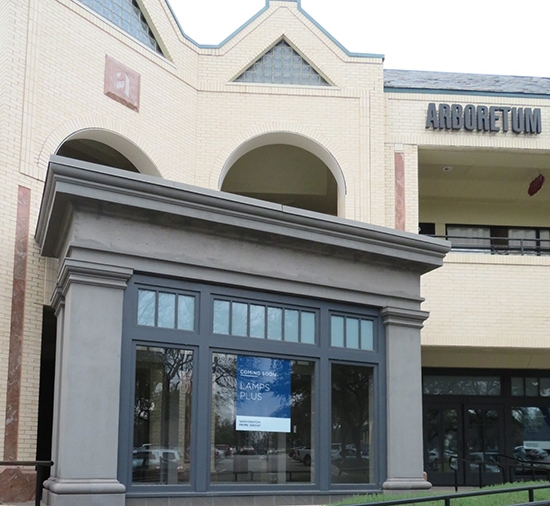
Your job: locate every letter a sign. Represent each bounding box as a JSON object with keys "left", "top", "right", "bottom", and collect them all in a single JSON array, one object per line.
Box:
[{"left": 236, "top": 356, "right": 291, "bottom": 432}]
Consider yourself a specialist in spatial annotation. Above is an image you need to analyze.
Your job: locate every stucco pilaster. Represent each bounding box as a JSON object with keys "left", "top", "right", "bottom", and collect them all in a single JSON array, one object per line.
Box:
[
  {"left": 381, "top": 306, "right": 431, "bottom": 490},
  {"left": 43, "top": 259, "right": 132, "bottom": 506}
]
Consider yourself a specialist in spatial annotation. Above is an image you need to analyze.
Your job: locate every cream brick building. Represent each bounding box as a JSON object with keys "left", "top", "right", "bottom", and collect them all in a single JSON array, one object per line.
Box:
[{"left": 1, "top": 0, "right": 549, "bottom": 504}]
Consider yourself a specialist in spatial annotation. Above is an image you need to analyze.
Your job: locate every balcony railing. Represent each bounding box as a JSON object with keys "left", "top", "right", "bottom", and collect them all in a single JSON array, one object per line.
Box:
[{"left": 430, "top": 235, "right": 550, "bottom": 256}]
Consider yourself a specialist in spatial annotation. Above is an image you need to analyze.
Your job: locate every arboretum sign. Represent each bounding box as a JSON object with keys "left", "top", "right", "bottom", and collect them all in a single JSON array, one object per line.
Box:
[{"left": 426, "top": 103, "right": 542, "bottom": 134}]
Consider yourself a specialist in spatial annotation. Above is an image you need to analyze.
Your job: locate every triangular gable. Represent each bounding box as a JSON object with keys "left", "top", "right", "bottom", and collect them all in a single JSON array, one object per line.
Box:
[
  {"left": 234, "top": 39, "right": 329, "bottom": 86},
  {"left": 78, "top": 0, "right": 163, "bottom": 55}
]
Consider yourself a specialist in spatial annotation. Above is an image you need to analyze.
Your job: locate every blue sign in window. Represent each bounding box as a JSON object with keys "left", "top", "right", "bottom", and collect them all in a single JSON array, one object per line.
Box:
[{"left": 236, "top": 356, "right": 291, "bottom": 432}]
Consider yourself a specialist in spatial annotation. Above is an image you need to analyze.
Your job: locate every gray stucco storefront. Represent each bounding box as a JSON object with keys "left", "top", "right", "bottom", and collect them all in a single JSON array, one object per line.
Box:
[{"left": 35, "top": 157, "right": 449, "bottom": 506}]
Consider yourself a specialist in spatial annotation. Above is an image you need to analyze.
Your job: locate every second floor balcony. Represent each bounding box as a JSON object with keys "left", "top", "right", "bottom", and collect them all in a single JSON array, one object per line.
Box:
[
  {"left": 418, "top": 146, "right": 550, "bottom": 258},
  {"left": 424, "top": 226, "right": 550, "bottom": 256}
]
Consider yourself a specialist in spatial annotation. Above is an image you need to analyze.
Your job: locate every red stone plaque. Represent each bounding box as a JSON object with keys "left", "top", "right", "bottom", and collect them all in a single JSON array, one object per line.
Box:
[{"left": 104, "top": 55, "right": 140, "bottom": 112}]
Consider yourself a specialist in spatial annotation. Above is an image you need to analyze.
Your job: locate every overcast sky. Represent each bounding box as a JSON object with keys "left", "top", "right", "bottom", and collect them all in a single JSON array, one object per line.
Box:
[{"left": 168, "top": 0, "right": 550, "bottom": 78}]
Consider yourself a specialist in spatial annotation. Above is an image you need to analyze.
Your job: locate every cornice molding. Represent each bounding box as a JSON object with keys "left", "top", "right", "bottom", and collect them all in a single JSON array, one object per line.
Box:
[
  {"left": 36, "top": 157, "right": 450, "bottom": 275},
  {"left": 56, "top": 258, "right": 133, "bottom": 299},
  {"left": 381, "top": 307, "right": 430, "bottom": 330}
]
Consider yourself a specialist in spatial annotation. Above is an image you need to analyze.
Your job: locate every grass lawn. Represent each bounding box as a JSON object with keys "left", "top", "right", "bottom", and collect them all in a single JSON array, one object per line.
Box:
[{"left": 334, "top": 481, "right": 550, "bottom": 506}]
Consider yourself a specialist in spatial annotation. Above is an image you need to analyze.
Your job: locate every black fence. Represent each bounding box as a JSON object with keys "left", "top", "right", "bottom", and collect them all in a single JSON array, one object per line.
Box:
[{"left": 347, "top": 483, "right": 550, "bottom": 506}]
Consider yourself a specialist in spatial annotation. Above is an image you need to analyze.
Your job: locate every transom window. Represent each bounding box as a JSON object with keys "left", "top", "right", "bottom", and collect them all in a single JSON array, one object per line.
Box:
[
  {"left": 234, "top": 40, "right": 329, "bottom": 86},
  {"left": 331, "top": 314, "right": 374, "bottom": 350},
  {"left": 512, "top": 376, "right": 550, "bottom": 397},
  {"left": 423, "top": 375, "right": 501, "bottom": 396},
  {"left": 78, "top": 0, "right": 163, "bottom": 54},
  {"left": 213, "top": 298, "right": 316, "bottom": 344},
  {"left": 137, "top": 289, "right": 196, "bottom": 331}
]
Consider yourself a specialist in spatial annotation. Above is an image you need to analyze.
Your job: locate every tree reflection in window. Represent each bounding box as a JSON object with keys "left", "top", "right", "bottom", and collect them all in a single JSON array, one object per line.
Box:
[
  {"left": 133, "top": 346, "right": 193, "bottom": 484},
  {"left": 211, "top": 354, "right": 314, "bottom": 484},
  {"left": 331, "top": 363, "right": 374, "bottom": 484}
]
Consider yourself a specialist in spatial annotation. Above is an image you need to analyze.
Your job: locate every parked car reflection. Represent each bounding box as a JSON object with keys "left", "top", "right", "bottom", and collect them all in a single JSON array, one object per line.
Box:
[
  {"left": 132, "top": 445, "right": 187, "bottom": 483},
  {"left": 514, "top": 446, "right": 550, "bottom": 472},
  {"left": 332, "top": 447, "right": 369, "bottom": 478}
]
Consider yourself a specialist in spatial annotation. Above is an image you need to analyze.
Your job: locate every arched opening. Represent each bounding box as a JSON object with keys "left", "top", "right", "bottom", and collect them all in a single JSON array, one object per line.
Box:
[
  {"left": 36, "top": 129, "right": 160, "bottom": 472},
  {"left": 55, "top": 129, "right": 160, "bottom": 176},
  {"left": 220, "top": 135, "right": 344, "bottom": 216},
  {"left": 57, "top": 139, "right": 139, "bottom": 172}
]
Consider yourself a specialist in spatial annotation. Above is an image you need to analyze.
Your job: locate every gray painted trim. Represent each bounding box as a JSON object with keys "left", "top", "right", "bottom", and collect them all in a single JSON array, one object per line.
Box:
[
  {"left": 36, "top": 157, "right": 449, "bottom": 272},
  {"left": 57, "top": 258, "right": 133, "bottom": 295},
  {"left": 380, "top": 307, "right": 429, "bottom": 329},
  {"left": 163, "top": 0, "right": 384, "bottom": 59},
  {"left": 45, "top": 479, "right": 125, "bottom": 494}
]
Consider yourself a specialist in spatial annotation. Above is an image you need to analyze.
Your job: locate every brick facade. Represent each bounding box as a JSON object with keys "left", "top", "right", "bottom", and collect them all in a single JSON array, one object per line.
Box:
[{"left": 1, "top": 0, "right": 550, "bottom": 500}]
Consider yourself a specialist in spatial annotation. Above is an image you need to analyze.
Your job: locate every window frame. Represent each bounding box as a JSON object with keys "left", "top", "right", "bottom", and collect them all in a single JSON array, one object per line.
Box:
[{"left": 119, "top": 274, "right": 386, "bottom": 495}]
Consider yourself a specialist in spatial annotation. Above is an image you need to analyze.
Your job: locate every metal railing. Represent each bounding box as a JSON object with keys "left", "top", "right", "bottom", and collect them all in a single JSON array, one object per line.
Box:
[
  {"left": 495, "top": 453, "right": 550, "bottom": 485},
  {"left": 0, "top": 460, "right": 53, "bottom": 506},
  {"left": 430, "top": 235, "right": 550, "bottom": 256},
  {"left": 347, "top": 483, "right": 550, "bottom": 506},
  {"left": 448, "top": 453, "right": 550, "bottom": 491}
]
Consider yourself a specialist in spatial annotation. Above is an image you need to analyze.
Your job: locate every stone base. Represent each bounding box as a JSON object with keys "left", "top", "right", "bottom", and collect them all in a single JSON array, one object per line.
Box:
[
  {"left": 42, "top": 478, "right": 125, "bottom": 506},
  {"left": 383, "top": 477, "right": 432, "bottom": 490},
  {"left": 0, "top": 467, "right": 36, "bottom": 502}
]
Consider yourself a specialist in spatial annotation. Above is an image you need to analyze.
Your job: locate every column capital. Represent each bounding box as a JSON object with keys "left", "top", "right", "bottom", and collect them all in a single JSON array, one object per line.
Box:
[
  {"left": 381, "top": 306, "right": 429, "bottom": 330},
  {"left": 51, "top": 259, "right": 132, "bottom": 310},
  {"left": 57, "top": 259, "right": 132, "bottom": 294}
]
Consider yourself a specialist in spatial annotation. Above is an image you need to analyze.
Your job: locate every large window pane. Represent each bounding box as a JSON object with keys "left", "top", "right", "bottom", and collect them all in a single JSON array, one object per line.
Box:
[
  {"left": 211, "top": 353, "right": 314, "bottom": 484},
  {"left": 425, "top": 409, "right": 458, "bottom": 473},
  {"left": 331, "top": 363, "right": 374, "bottom": 484},
  {"left": 512, "top": 407, "right": 550, "bottom": 476},
  {"left": 133, "top": 346, "right": 193, "bottom": 484}
]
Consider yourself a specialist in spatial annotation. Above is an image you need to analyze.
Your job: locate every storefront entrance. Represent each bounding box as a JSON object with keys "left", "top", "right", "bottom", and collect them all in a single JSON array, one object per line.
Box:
[
  {"left": 423, "top": 371, "right": 550, "bottom": 487},
  {"left": 424, "top": 402, "right": 505, "bottom": 486}
]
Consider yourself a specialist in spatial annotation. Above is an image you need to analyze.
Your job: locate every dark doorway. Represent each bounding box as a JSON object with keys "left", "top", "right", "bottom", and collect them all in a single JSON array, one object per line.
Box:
[
  {"left": 423, "top": 370, "right": 550, "bottom": 487},
  {"left": 36, "top": 307, "right": 56, "bottom": 478},
  {"left": 424, "top": 402, "right": 505, "bottom": 487}
]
